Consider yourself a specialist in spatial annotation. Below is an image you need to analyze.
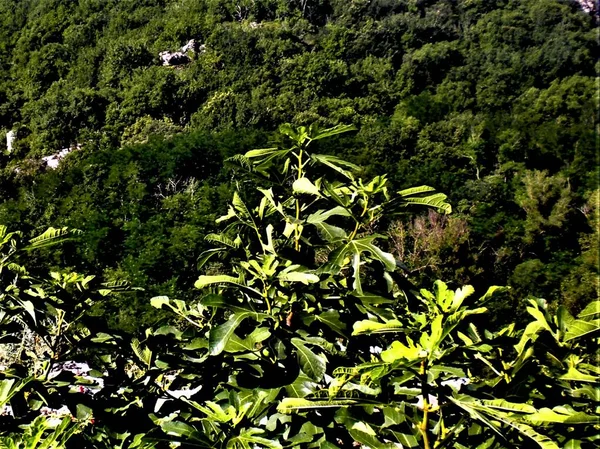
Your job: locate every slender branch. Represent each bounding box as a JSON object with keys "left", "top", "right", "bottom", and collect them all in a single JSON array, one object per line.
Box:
[
  {"left": 419, "top": 358, "right": 432, "bottom": 449},
  {"left": 348, "top": 221, "right": 360, "bottom": 241},
  {"left": 51, "top": 309, "right": 65, "bottom": 358},
  {"left": 294, "top": 148, "right": 304, "bottom": 251},
  {"left": 263, "top": 284, "right": 272, "bottom": 315},
  {"left": 348, "top": 195, "right": 369, "bottom": 240}
]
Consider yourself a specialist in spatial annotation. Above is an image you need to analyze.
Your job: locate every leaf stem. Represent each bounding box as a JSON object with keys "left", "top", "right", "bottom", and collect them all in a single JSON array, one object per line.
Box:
[
  {"left": 419, "top": 358, "right": 432, "bottom": 449},
  {"left": 348, "top": 195, "right": 368, "bottom": 240},
  {"left": 294, "top": 148, "right": 304, "bottom": 251},
  {"left": 263, "top": 286, "right": 272, "bottom": 315},
  {"left": 348, "top": 221, "right": 360, "bottom": 241}
]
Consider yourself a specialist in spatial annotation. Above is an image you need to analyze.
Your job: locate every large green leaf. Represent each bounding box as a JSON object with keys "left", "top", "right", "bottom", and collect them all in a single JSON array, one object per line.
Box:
[
  {"left": 306, "top": 206, "right": 352, "bottom": 224},
  {"left": 447, "top": 396, "right": 505, "bottom": 440},
  {"left": 399, "top": 193, "right": 452, "bottom": 214},
  {"left": 277, "top": 270, "right": 319, "bottom": 284},
  {"left": 205, "top": 233, "right": 240, "bottom": 248},
  {"left": 397, "top": 185, "right": 437, "bottom": 196},
  {"left": 310, "top": 154, "right": 360, "bottom": 180},
  {"left": 195, "top": 274, "right": 246, "bottom": 289},
  {"left": 291, "top": 338, "right": 327, "bottom": 381},
  {"left": 524, "top": 406, "right": 599, "bottom": 425},
  {"left": 158, "top": 421, "right": 211, "bottom": 446},
  {"left": 0, "top": 377, "right": 33, "bottom": 407},
  {"left": 241, "top": 146, "right": 294, "bottom": 176},
  {"left": 226, "top": 428, "right": 283, "bottom": 449},
  {"left": 232, "top": 192, "right": 256, "bottom": 227},
  {"left": 478, "top": 399, "right": 536, "bottom": 414},
  {"left": 197, "top": 247, "right": 227, "bottom": 270},
  {"left": 453, "top": 396, "right": 562, "bottom": 449},
  {"left": 200, "top": 294, "right": 256, "bottom": 314},
  {"left": 328, "top": 236, "right": 396, "bottom": 294},
  {"left": 24, "top": 227, "right": 81, "bottom": 251},
  {"left": 563, "top": 318, "right": 600, "bottom": 342},
  {"left": 225, "top": 327, "right": 271, "bottom": 353},
  {"left": 559, "top": 365, "right": 598, "bottom": 382},
  {"left": 394, "top": 187, "right": 452, "bottom": 214},
  {"left": 277, "top": 397, "right": 360, "bottom": 413},
  {"left": 285, "top": 374, "right": 319, "bottom": 398},
  {"left": 389, "top": 430, "right": 419, "bottom": 448},
  {"left": 313, "top": 221, "right": 348, "bottom": 241},
  {"left": 348, "top": 428, "right": 393, "bottom": 449},
  {"left": 292, "top": 177, "right": 321, "bottom": 196},
  {"left": 514, "top": 320, "right": 545, "bottom": 360},
  {"left": 315, "top": 310, "right": 347, "bottom": 337},
  {"left": 352, "top": 319, "right": 404, "bottom": 335},
  {"left": 209, "top": 313, "right": 252, "bottom": 355},
  {"left": 438, "top": 307, "right": 487, "bottom": 348},
  {"left": 195, "top": 275, "right": 263, "bottom": 298},
  {"left": 578, "top": 301, "right": 600, "bottom": 318},
  {"left": 244, "top": 147, "right": 282, "bottom": 159},
  {"left": 309, "top": 124, "right": 357, "bottom": 141},
  {"left": 380, "top": 340, "right": 423, "bottom": 363},
  {"left": 279, "top": 123, "right": 302, "bottom": 142},
  {"left": 490, "top": 416, "right": 560, "bottom": 449},
  {"left": 131, "top": 338, "right": 152, "bottom": 368}
]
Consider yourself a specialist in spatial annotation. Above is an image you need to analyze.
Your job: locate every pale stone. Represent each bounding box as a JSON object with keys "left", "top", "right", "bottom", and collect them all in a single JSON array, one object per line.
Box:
[
  {"left": 181, "top": 39, "right": 197, "bottom": 53},
  {"left": 42, "top": 144, "right": 81, "bottom": 169},
  {"left": 6, "top": 130, "right": 15, "bottom": 152},
  {"left": 578, "top": 0, "right": 595, "bottom": 13},
  {"left": 159, "top": 50, "right": 190, "bottom": 66}
]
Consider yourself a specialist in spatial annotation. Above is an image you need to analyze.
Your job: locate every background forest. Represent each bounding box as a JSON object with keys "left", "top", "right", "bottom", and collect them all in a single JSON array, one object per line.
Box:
[
  {"left": 0, "top": 0, "right": 597, "bottom": 329},
  {"left": 0, "top": 1, "right": 598, "bottom": 448}
]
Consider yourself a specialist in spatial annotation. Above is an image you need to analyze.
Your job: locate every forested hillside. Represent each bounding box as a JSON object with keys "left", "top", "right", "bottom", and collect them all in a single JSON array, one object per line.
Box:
[
  {"left": 0, "top": 0, "right": 597, "bottom": 328},
  {"left": 0, "top": 1, "right": 598, "bottom": 447}
]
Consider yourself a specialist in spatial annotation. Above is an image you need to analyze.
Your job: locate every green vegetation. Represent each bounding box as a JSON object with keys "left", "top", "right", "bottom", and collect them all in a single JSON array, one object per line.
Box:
[
  {"left": 0, "top": 0, "right": 597, "bottom": 447},
  {"left": 0, "top": 126, "right": 597, "bottom": 447},
  {"left": 0, "top": 0, "right": 597, "bottom": 329}
]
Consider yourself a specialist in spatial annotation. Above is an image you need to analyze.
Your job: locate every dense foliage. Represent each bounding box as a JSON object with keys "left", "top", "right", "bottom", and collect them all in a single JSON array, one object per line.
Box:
[
  {"left": 0, "top": 0, "right": 597, "bottom": 329},
  {"left": 0, "top": 0, "right": 598, "bottom": 445},
  {"left": 0, "top": 126, "right": 597, "bottom": 448}
]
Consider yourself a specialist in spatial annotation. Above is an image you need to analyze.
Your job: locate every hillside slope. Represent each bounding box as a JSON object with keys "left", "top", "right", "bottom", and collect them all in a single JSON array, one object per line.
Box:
[{"left": 0, "top": 0, "right": 597, "bottom": 328}]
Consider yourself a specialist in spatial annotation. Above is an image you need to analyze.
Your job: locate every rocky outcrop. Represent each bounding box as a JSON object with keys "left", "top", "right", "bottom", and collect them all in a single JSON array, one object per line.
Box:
[
  {"left": 159, "top": 50, "right": 190, "bottom": 66},
  {"left": 6, "top": 130, "right": 15, "bottom": 152},
  {"left": 42, "top": 144, "right": 81, "bottom": 169},
  {"left": 159, "top": 39, "right": 206, "bottom": 66},
  {"left": 577, "top": 0, "right": 596, "bottom": 14},
  {"left": 182, "top": 39, "right": 206, "bottom": 53}
]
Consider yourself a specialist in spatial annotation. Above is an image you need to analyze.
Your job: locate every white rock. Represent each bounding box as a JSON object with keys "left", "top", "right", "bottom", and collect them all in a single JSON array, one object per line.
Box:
[
  {"left": 181, "top": 39, "right": 197, "bottom": 53},
  {"left": 6, "top": 130, "right": 15, "bottom": 152},
  {"left": 41, "top": 144, "right": 80, "bottom": 169},
  {"left": 577, "top": 0, "right": 595, "bottom": 13},
  {"left": 43, "top": 156, "right": 59, "bottom": 169},
  {"left": 159, "top": 51, "right": 191, "bottom": 66}
]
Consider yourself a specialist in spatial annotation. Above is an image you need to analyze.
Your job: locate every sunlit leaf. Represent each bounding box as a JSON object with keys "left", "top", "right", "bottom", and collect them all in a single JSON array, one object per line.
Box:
[
  {"left": 209, "top": 313, "right": 252, "bottom": 355},
  {"left": 292, "top": 177, "right": 321, "bottom": 196}
]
